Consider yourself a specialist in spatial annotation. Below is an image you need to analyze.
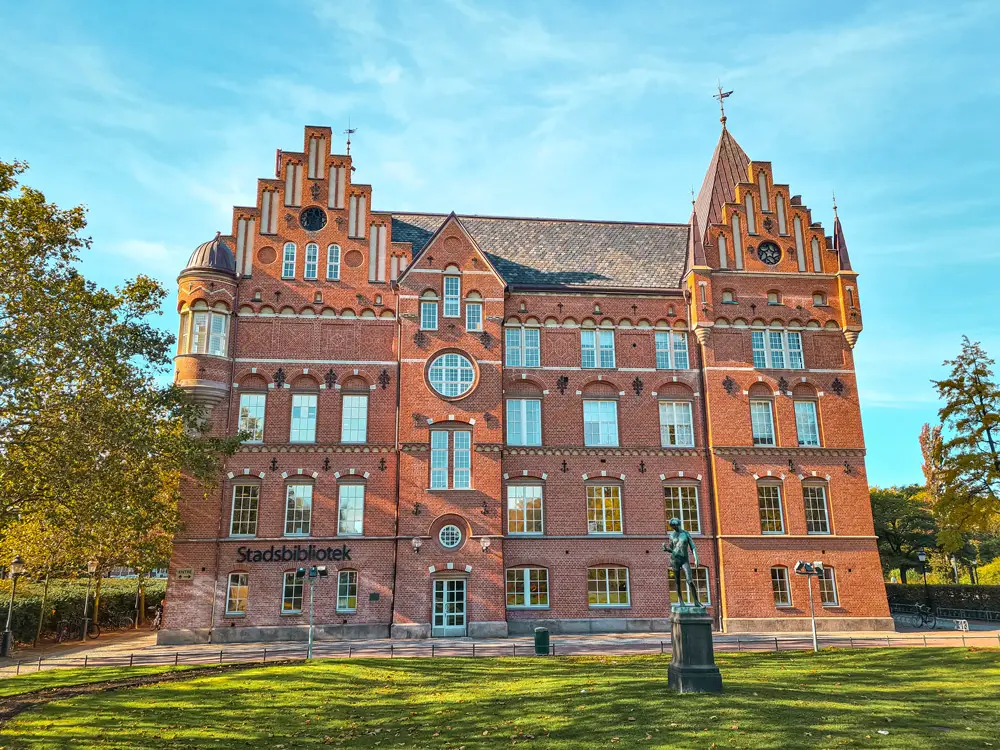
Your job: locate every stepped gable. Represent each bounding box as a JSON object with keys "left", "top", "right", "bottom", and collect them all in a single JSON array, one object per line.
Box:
[{"left": 391, "top": 213, "right": 689, "bottom": 290}]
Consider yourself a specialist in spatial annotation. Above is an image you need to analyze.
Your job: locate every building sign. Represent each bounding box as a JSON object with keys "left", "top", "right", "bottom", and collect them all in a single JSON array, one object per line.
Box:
[
  {"left": 236, "top": 544, "right": 352, "bottom": 563},
  {"left": 175, "top": 568, "right": 194, "bottom": 580}
]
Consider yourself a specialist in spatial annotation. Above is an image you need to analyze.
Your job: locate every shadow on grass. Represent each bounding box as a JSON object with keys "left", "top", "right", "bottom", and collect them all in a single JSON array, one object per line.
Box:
[{"left": 2, "top": 648, "right": 998, "bottom": 749}]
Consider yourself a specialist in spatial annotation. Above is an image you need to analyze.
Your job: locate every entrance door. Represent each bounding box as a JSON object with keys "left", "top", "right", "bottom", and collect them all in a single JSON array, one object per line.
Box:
[{"left": 432, "top": 579, "right": 467, "bottom": 637}]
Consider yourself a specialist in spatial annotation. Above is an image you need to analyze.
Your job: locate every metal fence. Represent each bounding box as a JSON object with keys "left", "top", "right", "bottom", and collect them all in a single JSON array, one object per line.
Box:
[
  {"left": 3, "top": 631, "right": 1000, "bottom": 678},
  {"left": 889, "top": 602, "right": 1000, "bottom": 623}
]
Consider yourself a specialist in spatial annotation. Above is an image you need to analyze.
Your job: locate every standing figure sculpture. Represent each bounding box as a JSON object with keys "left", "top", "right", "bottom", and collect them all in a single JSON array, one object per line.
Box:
[{"left": 664, "top": 517, "right": 701, "bottom": 606}]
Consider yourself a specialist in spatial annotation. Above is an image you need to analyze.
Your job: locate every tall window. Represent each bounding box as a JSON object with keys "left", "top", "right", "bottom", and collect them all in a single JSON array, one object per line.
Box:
[
  {"left": 588, "top": 567, "right": 629, "bottom": 607},
  {"left": 586, "top": 485, "right": 623, "bottom": 534},
  {"left": 443, "top": 275, "right": 461, "bottom": 317},
  {"left": 583, "top": 400, "right": 619, "bottom": 447},
  {"left": 282, "top": 242, "right": 296, "bottom": 278},
  {"left": 179, "top": 310, "right": 228, "bottom": 356},
  {"left": 752, "top": 330, "right": 804, "bottom": 369},
  {"left": 658, "top": 401, "right": 694, "bottom": 447},
  {"left": 465, "top": 302, "right": 483, "bottom": 332},
  {"left": 430, "top": 430, "right": 472, "bottom": 489},
  {"left": 284, "top": 484, "right": 312, "bottom": 536},
  {"left": 290, "top": 394, "right": 317, "bottom": 443},
  {"left": 795, "top": 400, "right": 820, "bottom": 446},
  {"left": 337, "top": 570, "right": 358, "bottom": 612},
  {"left": 238, "top": 393, "right": 266, "bottom": 442},
  {"left": 804, "top": 485, "right": 831, "bottom": 534},
  {"left": 507, "top": 485, "right": 543, "bottom": 534},
  {"left": 304, "top": 243, "right": 318, "bottom": 279},
  {"left": 230, "top": 485, "right": 259, "bottom": 536},
  {"left": 771, "top": 567, "right": 791, "bottom": 607},
  {"left": 420, "top": 298, "right": 438, "bottom": 330},
  {"left": 338, "top": 483, "right": 365, "bottom": 536},
  {"left": 750, "top": 400, "right": 776, "bottom": 446},
  {"left": 664, "top": 485, "right": 700, "bottom": 534},
  {"left": 668, "top": 567, "right": 710, "bottom": 605},
  {"left": 506, "top": 399, "right": 541, "bottom": 446},
  {"left": 225, "top": 573, "right": 248, "bottom": 615},
  {"left": 505, "top": 327, "right": 540, "bottom": 367},
  {"left": 506, "top": 567, "right": 549, "bottom": 608},
  {"left": 818, "top": 567, "right": 838, "bottom": 606},
  {"left": 655, "top": 331, "right": 689, "bottom": 369},
  {"left": 327, "top": 244, "right": 341, "bottom": 280},
  {"left": 581, "top": 329, "right": 615, "bottom": 368},
  {"left": 281, "top": 572, "right": 303, "bottom": 614},
  {"left": 758, "top": 485, "right": 785, "bottom": 534},
  {"left": 341, "top": 394, "right": 368, "bottom": 443}
]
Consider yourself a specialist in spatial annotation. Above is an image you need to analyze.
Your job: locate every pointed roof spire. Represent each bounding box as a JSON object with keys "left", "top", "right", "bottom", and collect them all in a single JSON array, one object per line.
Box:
[
  {"left": 832, "top": 194, "right": 853, "bottom": 272},
  {"left": 687, "top": 205, "right": 707, "bottom": 269},
  {"left": 693, "top": 126, "right": 751, "bottom": 248}
]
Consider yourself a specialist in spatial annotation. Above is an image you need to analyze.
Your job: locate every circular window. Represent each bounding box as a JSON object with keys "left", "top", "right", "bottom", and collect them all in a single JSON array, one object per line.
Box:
[
  {"left": 439, "top": 525, "right": 462, "bottom": 548},
  {"left": 299, "top": 207, "right": 328, "bottom": 232},
  {"left": 428, "top": 353, "right": 476, "bottom": 398},
  {"left": 756, "top": 241, "right": 782, "bottom": 266}
]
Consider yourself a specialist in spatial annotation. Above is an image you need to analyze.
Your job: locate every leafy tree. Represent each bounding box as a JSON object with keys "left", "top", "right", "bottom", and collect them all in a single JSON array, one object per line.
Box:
[
  {"left": 870, "top": 485, "right": 937, "bottom": 583},
  {"left": 927, "top": 338, "right": 1000, "bottom": 549}
]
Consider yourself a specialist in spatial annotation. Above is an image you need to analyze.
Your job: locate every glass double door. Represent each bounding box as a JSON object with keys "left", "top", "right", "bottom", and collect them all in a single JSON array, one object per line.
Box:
[{"left": 432, "top": 578, "right": 467, "bottom": 637}]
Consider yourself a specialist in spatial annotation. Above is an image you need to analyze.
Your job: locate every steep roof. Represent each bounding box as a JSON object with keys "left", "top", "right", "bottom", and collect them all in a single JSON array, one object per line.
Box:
[
  {"left": 833, "top": 214, "right": 853, "bottom": 272},
  {"left": 182, "top": 232, "right": 236, "bottom": 276},
  {"left": 391, "top": 213, "right": 689, "bottom": 290},
  {"left": 693, "top": 128, "right": 751, "bottom": 244}
]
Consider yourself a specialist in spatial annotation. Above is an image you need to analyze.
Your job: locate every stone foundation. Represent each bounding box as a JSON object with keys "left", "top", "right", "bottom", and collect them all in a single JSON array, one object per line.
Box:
[
  {"left": 507, "top": 617, "right": 672, "bottom": 636},
  {"left": 723, "top": 616, "right": 896, "bottom": 633}
]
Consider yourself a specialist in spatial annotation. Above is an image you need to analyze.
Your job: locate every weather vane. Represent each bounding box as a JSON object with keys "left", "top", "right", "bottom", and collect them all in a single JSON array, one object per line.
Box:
[
  {"left": 832, "top": 190, "right": 839, "bottom": 217},
  {"left": 344, "top": 118, "right": 357, "bottom": 156},
  {"left": 714, "top": 82, "right": 733, "bottom": 127}
]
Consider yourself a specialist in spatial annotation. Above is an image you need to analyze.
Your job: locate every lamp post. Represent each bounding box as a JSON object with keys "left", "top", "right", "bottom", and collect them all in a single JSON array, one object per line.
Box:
[
  {"left": 917, "top": 549, "right": 931, "bottom": 611},
  {"left": 81, "top": 558, "right": 98, "bottom": 642},
  {"left": 1, "top": 555, "right": 26, "bottom": 657},
  {"left": 794, "top": 560, "right": 824, "bottom": 653},
  {"left": 295, "top": 565, "right": 328, "bottom": 659}
]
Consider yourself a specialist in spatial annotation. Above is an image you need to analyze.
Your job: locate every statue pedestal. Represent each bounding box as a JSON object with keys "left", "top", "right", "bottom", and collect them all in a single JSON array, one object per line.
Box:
[{"left": 667, "top": 606, "right": 722, "bottom": 693}]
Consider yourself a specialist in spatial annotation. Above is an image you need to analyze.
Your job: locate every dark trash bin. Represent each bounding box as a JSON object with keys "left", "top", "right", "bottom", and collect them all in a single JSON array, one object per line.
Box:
[{"left": 534, "top": 627, "right": 550, "bottom": 656}]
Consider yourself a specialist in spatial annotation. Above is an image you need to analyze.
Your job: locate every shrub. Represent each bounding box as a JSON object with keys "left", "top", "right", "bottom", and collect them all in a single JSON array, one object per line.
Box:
[
  {"left": 886, "top": 583, "right": 1000, "bottom": 611},
  {"left": 0, "top": 578, "right": 166, "bottom": 644}
]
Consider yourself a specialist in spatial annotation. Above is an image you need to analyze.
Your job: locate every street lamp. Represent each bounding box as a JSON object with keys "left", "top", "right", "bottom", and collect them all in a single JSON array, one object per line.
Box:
[
  {"left": 1, "top": 555, "right": 26, "bottom": 657},
  {"left": 295, "top": 566, "right": 328, "bottom": 659},
  {"left": 81, "top": 558, "right": 98, "bottom": 642},
  {"left": 917, "top": 549, "right": 932, "bottom": 611},
  {"left": 794, "top": 560, "right": 825, "bottom": 653}
]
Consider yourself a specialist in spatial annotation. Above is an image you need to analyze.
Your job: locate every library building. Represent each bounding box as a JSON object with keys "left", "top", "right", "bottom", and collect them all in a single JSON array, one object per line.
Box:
[{"left": 160, "top": 115, "right": 892, "bottom": 644}]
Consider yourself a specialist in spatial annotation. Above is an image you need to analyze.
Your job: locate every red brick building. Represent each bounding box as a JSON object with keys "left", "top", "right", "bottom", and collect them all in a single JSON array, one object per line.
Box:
[{"left": 161, "top": 122, "right": 892, "bottom": 644}]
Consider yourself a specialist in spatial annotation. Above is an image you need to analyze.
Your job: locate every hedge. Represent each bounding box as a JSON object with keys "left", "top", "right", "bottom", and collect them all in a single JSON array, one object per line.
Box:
[
  {"left": 886, "top": 583, "right": 1000, "bottom": 612},
  {"left": 0, "top": 578, "right": 166, "bottom": 644}
]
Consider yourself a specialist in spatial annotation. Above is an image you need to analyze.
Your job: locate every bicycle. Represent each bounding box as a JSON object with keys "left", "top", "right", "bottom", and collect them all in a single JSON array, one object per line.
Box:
[
  {"left": 54, "top": 617, "right": 101, "bottom": 643},
  {"left": 898, "top": 604, "right": 937, "bottom": 630},
  {"left": 149, "top": 608, "right": 163, "bottom": 631}
]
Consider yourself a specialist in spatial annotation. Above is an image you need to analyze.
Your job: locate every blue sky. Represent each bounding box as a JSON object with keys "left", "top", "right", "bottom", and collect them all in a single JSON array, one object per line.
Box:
[{"left": 2, "top": 0, "right": 998, "bottom": 488}]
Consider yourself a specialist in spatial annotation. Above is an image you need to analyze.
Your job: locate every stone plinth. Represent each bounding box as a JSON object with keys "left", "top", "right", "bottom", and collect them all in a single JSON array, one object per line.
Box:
[{"left": 667, "top": 606, "right": 722, "bottom": 693}]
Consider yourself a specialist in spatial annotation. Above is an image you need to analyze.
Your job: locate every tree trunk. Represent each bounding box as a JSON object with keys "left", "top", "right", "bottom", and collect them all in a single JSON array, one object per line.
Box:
[
  {"left": 33, "top": 573, "right": 50, "bottom": 647},
  {"left": 93, "top": 573, "right": 103, "bottom": 626},
  {"left": 900, "top": 567, "right": 909, "bottom": 585},
  {"left": 135, "top": 574, "right": 144, "bottom": 628}
]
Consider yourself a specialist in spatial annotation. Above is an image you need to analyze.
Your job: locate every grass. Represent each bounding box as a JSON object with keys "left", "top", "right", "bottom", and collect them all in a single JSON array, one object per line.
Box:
[
  {"left": 0, "top": 666, "right": 189, "bottom": 698},
  {"left": 2, "top": 649, "right": 999, "bottom": 748}
]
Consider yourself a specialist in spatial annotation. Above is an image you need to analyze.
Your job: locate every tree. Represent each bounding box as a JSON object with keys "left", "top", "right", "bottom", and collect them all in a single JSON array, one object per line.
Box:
[
  {"left": 870, "top": 485, "right": 937, "bottom": 583},
  {"left": 928, "top": 338, "right": 1000, "bottom": 549}
]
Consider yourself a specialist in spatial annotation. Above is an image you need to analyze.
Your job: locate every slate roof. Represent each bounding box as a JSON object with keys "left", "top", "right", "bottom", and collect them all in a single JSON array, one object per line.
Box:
[
  {"left": 391, "top": 213, "right": 690, "bottom": 290},
  {"left": 183, "top": 232, "right": 236, "bottom": 276},
  {"left": 693, "top": 128, "right": 751, "bottom": 246}
]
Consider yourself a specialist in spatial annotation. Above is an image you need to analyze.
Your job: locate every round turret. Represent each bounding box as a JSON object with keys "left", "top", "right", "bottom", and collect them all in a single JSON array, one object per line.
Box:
[{"left": 181, "top": 232, "right": 237, "bottom": 278}]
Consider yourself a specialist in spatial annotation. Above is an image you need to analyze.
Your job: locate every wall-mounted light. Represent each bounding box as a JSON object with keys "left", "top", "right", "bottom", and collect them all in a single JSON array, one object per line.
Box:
[
  {"left": 481, "top": 537, "right": 491, "bottom": 553},
  {"left": 412, "top": 538, "right": 423, "bottom": 553}
]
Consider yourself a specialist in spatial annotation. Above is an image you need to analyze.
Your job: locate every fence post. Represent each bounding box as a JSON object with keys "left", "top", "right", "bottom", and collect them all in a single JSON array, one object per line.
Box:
[
  {"left": 923, "top": 634, "right": 927, "bottom": 647},
  {"left": 512, "top": 643, "right": 516, "bottom": 657},
  {"left": 263, "top": 647, "right": 267, "bottom": 663},
  {"left": 220, "top": 649, "right": 224, "bottom": 664},
  {"left": 472, "top": 643, "right": 475, "bottom": 658},
  {"left": 16, "top": 661, "right": 21, "bottom": 676},
  {"left": 886, "top": 636, "right": 890, "bottom": 648},
  {"left": 130, "top": 653, "right": 134, "bottom": 667},
  {"left": 660, "top": 641, "right": 664, "bottom": 655},
  {"left": 849, "top": 636, "right": 854, "bottom": 648},
  {"left": 84, "top": 654, "right": 88, "bottom": 668},
  {"left": 737, "top": 637, "right": 742, "bottom": 652},
  {"left": 551, "top": 643, "right": 555, "bottom": 656},
  {"left": 390, "top": 644, "right": 393, "bottom": 659},
  {"left": 962, "top": 633, "right": 966, "bottom": 648},
  {"left": 175, "top": 652, "right": 179, "bottom": 666},
  {"left": 774, "top": 637, "right": 779, "bottom": 652},
  {"left": 37, "top": 657, "right": 42, "bottom": 672},
  {"left": 349, "top": 645, "right": 352, "bottom": 658},
  {"left": 431, "top": 644, "right": 434, "bottom": 658}
]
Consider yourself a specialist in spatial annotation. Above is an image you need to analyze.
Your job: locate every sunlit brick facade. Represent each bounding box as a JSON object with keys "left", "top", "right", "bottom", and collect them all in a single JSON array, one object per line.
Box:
[{"left": 160, "top": 123, "right": 892, "bottom": 644}]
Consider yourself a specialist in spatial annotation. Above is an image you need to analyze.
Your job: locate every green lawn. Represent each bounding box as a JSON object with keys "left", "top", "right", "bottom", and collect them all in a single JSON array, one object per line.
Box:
[
  {"left": 2, "top": 649, "right": 998, "bottom": 749},
  {"left": 0, "top": 666, "right": 188, "bottom": 698}
]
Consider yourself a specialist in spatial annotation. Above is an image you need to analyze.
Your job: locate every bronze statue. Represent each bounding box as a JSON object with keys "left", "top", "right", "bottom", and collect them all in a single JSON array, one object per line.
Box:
[{"left": 664, "top": 517, "right": 702, "bottom": 606}]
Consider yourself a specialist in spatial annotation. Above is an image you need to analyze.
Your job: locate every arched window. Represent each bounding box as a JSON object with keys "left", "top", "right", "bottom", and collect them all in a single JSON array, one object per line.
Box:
[
  {"left": 284, "top": 479, "right": 313, "bottom": 536},
  {"left": 282, "top": 242, "right": 297, "bottom": 278},
  {"left": 748, "top": 383, "right": 776, "bottom": 447},
  {"left": 290, "top": 377, "right": 319, "bottom": 443},
  {"left": 818, "top": 566, "right": 838, "bottom": 606},
  {"left": 793, "top": 384, "right": 820, "bottom": 447},
  {"left": 588, "top": 566, "right": 630, "bottom": 607},
  {"left": 337, "top": 478, "right": 365, "bottom": 536},
  {"left": 420, "top": 290, "right": 438, "bottom": 330},
  {"left": 443, "top": 267, "right": 461, "bottom": 318},
  {"left": 757, "top": 480, "right": 785, "bottom": 534},
  {"left": 770, "top": 566, "right": 791, "bottom": 607},
  {"left": 178, "top": 302, "right": 229, "bottom": 357},
  {"left": 336, "top": 570, "right": 358, "bottom": 612},
  {"left": 327, "top": 244, "right": 341, "bottom": 280},
  {"left": 340, "top": 377, "right": 369, "bottom": 443},
  {"left": 803, "top": 482, "right": 831, "bottom": 534},
  {"left": 281, "top": 571, "right": 303, "bottom": 614},
  {"left": 304, "top": 243, "right": 318, "bottom": 279}
]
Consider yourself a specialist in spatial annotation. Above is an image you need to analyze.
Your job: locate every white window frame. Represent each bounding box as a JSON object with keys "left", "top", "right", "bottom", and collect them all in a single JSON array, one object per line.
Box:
[
  {"left": 668, "top": 566, "right": 710, "bottom": 605},
  {"left": 658, "top": 400, "right": 694, "bottom": 447},
  {"left": 771, "top": 567, "right": 792, "bottom": 607},
  {"left": 337, "top": 570, "right": 358, "bottom": 612},
  {"left": 758, "top": 484, "right": 785, "bottom": 534},
  {"left": 208, "top": 313, "right": 227, "bottom": 356},
  {"left": 664, "top": 485, "right": 700, "bottom": 534},
  {"left": 428, "top": 353, "right": 475, "bottom": 398},
  {"left": 750, "top": 399, "right": 776, "bottom": 446},
  {"left": 225, "top": 572, "right": 249, "bottom": 616},
  {"left": 429, "top": 430, "right": 472, "bottom": 489},
  {"left": 655, "top": 331, "right": 689, "bottom": 369},
  {"left": 752, "top": 330, "right": 805, "bottom": 369},
  {"left": 181, "top": 310, "right": 228, "bottom": 356},
  {"left": 506, "top": 567, "right": 549, "bottom": 609},
  {"left": 327, "top": 244, "right": 341, "bottom": 280},
  {"left": 506, "top": 398, "right": 542, "bottom": 446},
  {"left": 229, "top": 485, "right": 259, "bottom": 537},
  {"left": 282, "top": 242, "right": 296, "bottom": 279},
  {"left": 505, "top": 327, "right": 540, "bottom": 367},
  {"left": 795, "top": 400, "right": 821, "bottom": 447},
  {"left": 304, "top": 243, "right": 319, "bottom": 280},
  {"left": 803, "top": 485, "right": 831, "bottom": 534},
  {"left": 340, "top": 393, "right": 368, "bottom": 443},
  {"left": 443, "top": 275, "right": 461, "bottom": 317},
  {"left": 818, "top": 567, "right": 838, "bottom": 606},
  {"left": 281, "top": 571, "right": 303, "bottom": 614},
  {"left": 238, "top": 393, "right": 266, "bottom": 442},
  {"left": 507, "top": 484, "right": 543, "bottom": 535},
  {"left": 586, "top": 485, "right": 623, "bottom": 535},
  {"left": 587, "top": 566, "right": 630, "bottom": 608},
  {"left": 583, "top": 400, "right": 619, "bottom": 447},
  {"left": 420, "top": 300, "right": 438, "bottom": 330},
  {"left": 465, "top": 302, "right": 483, "bottom": 332},
  {"left": 581, "top": 329, "right": 615, "bottom": 368},
  {"left": 284, "top": 484, "right": 313, "bottom": 536},
  {"left": 290, "top": 393, "right": 318, "bottom": 443},
  {"left": 337, "top": 483, "right": 365, "bottom": 536}
]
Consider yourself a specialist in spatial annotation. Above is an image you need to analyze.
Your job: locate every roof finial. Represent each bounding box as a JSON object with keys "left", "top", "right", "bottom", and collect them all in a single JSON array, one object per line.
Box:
[
  {"left": 714, "top": 81, "right": 733, "bottom": 128},
  {"left": 215, "top": 230, "right": 221, "bottom": 239},
  {"left": 832, "top": 190, "right": 839, "bottom": 218},
  {"left": 690, "top": 186, "right": 695, "bottom": 207},
  {"left": 344, "top": 117, "right": 357, "bottom": 156}
]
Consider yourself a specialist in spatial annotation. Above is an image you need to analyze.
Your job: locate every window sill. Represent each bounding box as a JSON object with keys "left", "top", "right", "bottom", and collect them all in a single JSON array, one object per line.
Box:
[
  {"left": 821, "top": 603, "right": 840, "bottom": 609},
  {"left": 806, "top": 531, "right": 832, "bottom": 536},
  {"left": 761, "top": 531, "right": 786, "bottom": 536},
  {"left": 584, "top": 444, "right": 620, "bottom": 449},
  {"left": 280, "top": 611, "right": 303, "bottom": 617},
  {"left": 587, "top": 532, "right": 624, "bottom": 537},
  {"left": 223, "top": 613, "right": 246, "bottom": 618},
  {"left": 774, "top": 604, "right": 794, "bottom": 609},
  {"left": 507, "top": 532, "right": 544, "bottom": 537},
  {"left": 229, "top": 534, "right": 257, "bottom": 539},
  {"left": 336, "top": 609, "right": 358, "bottom": 614},
  {"left": 506, "top": 606, "right": 551, "bottom": 611},
  {"left": 284, "top": 534, "right": 311, "bottom": 539},
  {"left": 507, "top": 443, "right": 543, "bottom": 448},
  {"left": 661, "top": 444, "right": 696, "bottom": 449},
  {"left": 589, "top": 604, "right": 631, "bottom": 609}
]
